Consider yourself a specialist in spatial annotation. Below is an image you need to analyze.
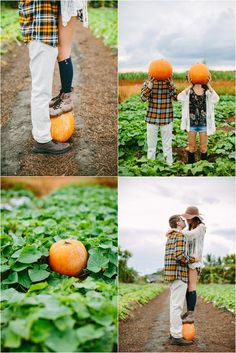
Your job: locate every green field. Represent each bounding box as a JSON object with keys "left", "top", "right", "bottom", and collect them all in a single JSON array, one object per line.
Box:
[
  {"left": 0, "top": 6, "right": 117, "bottom": 55},
  {"left": 0, "top": 6, "right": 22, "bottom": 54},
  {"left": 88, "top": 8, "right": 117, "bottom": 50},
  {"left": 1, "top": 185, "right": 117, "bottom": 352},
  {"left": 119, "top": 94, "right": 235, "bottom": 176},
  {"left": 119, "top": 283, "right": 166, "bottom": 320},
  {"left": 198, "top": 284, "right": 235, "bottom": 314},
  {"left": 119, "top": 71, "right": 235, "bottom": 81}
]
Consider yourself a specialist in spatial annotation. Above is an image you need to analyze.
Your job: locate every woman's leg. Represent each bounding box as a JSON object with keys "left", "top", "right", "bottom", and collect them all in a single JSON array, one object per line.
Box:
[
  {"left": 188, "top": 132, "right": 197, "bottom": 153},
  {"left": 187, "top": 132, "right": 197, "bottom": 163},
  {"left": 58, "top": 16, "right": 77, "bottom": 93},
  {"left": 183, "top": 268, "right": 198, "bottom": 323},
  {"left": 199, "top": 132, "right": 208, "bottom": 160}
]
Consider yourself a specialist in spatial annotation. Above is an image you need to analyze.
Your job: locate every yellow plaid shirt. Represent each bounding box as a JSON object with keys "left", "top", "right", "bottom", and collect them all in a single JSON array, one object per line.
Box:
[
  {"left": 164, "top": 231, "right": 195, "bottom": 283},
  {"left": 18, "top": 1, "right": 60, "bottom": 47}
]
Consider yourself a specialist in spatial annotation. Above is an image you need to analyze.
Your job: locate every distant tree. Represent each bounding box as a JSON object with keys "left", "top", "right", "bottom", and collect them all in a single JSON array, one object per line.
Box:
[
  {"left": 119, "top": 247, "right": 138, "bottom": 283},
  {"left": 223, "top": 254, "right": 236, "bottom": 265}
]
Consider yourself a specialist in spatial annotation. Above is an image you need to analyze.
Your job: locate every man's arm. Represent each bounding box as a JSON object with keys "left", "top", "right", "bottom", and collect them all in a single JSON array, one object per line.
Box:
[
  {"left": 140, "top": 80, "right": 153, "bottom": 102},
  {"left": 167, "top": 79, "right": 177, "bottom": 101},
  {"left": 174, "top": 233, "right": 195, "bottom": 265}
]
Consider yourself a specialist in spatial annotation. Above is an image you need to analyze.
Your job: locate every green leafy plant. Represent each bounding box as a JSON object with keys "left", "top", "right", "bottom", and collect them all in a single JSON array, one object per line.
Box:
[
  {"left": 119, "top": 283, "right": 165, "bottom": 320},
  {"left": 198, "top": 284, "right": 235, "bottom": 314},
  {"left": 88, "top": 8, "right": 117, "bottom": 50},
  {"left": 119, "top": 94, "right": 235, "bottom": 176},
  {"left": 1, "top": 185, "right": 117, "bottom": 352}
]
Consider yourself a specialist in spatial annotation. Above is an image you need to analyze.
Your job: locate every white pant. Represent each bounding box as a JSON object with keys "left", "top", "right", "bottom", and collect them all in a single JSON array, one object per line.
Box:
[
  {"left": 146, "top": 122, "right": 173, "bottom": 165},
  {"left": 170, "top": 280, "right": 187, "bottom": 338},
  {"left": 29, "top": 41, "right": 58, "bottom": 143}
]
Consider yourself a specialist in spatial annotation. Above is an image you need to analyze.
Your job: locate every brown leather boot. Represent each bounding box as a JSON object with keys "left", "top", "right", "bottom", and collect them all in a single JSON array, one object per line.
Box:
[
  {"left": 182, "top": 310, "right": 194, "bottom": 323},
  {"left": 49, "top": 92, "right": 73, "bottom": 117},
  {"left": 181, "top": 311, "right": 189, "bottom": 320},
  {"left": 49, "top": 90, "right": 63, "bottom": 108}
]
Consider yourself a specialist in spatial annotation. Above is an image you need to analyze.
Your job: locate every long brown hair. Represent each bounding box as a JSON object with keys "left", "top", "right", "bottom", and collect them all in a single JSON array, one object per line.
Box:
[{"left": 189, "top": 217, "right": 204, "bottom": 230}]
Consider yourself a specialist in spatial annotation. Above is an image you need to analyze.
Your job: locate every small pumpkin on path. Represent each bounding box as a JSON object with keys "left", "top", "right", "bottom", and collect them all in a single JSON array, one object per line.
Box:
[{"left": 50, "top": 111, "right": 75, "bottom": 142}]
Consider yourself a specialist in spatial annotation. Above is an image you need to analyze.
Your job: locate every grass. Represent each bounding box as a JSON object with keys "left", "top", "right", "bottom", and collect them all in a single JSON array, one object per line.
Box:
[
  {"left": 198, "top": 284, "right": 235, "bottom": 314},
  {"left": 88, "top": 8, "right": 117, "bottom": 50},
  {"left": 0, "top": 5, "right": 22, "bottom": 54},
  {"left": 119, "top": 283, "right": 166, "bottom": 320}
]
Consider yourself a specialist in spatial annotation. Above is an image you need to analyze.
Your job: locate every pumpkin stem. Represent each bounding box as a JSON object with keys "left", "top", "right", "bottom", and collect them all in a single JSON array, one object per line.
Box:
[{"left": 64, "top": 241, "right": 71, "bottom": 245}]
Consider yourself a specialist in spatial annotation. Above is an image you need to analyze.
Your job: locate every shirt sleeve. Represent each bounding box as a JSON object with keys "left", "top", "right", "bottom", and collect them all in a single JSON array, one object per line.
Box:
[
  {"left": 177, "top": 89, "right": 189, "bottom": 102},
  {"left": 207, "top": 90, "right": 220, "bottom": 104},
  {"left": 141, "top": 81, "right": 152, "bottom": 102},
  {"left": 168, "top": 80, "right": 177, "bottom": 100},
  {"left": 182, "top": 224, "right": 206, "bottom": 241},
  {"left": 175, "top": 233, "right": 195, "bottom": 264}
]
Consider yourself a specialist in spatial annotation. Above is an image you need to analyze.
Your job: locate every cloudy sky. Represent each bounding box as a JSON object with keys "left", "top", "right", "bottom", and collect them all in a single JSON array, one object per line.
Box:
[
  {"left": 119, "top": 0, "right": 235, "bottom": 72},
  {"left": 119, "top": 177, "right": 235, "bottom": 275}
]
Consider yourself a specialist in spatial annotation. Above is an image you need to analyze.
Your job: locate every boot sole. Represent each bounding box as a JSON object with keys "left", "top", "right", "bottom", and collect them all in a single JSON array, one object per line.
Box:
[{"left": 32, "top": 146, "right": 71, "bottom": 154}]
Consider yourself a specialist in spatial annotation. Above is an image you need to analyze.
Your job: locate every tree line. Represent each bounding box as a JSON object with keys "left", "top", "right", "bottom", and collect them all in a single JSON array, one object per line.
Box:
[{"left": 119, "top": 248, "right": 236, "bottom": 284}]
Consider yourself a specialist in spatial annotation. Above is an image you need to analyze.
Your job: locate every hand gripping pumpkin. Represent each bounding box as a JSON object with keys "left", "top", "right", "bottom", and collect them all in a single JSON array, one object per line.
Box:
[
  {"left": 50, "top": 111, "right": 75, "bottom": 142},
  {"left": 148, "top": 59, "right": 173, "bottom": 81},
  {"left": 182, "top": 323, "right": 196, "bottom": 341},
  {"left": 49, "top": 239, "right": 88, "bottom": 277},
  {"left": 188, "top": 63, "right": 210, "bottom": 84}
]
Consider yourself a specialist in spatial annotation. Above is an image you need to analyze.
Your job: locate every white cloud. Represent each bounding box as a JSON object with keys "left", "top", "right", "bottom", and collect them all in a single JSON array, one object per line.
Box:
[{"left": 119, "top": 0, "right": 235, "bottom": 71}]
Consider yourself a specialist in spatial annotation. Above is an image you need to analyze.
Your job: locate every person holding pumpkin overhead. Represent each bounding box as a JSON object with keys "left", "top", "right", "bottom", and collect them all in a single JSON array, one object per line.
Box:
[
  {"left": 18, "top": 0, "right": 88, "bottom": 154},
  {"left": 177, "top": 63, "right": 219, "bottom": 164},
  {"left": 141, "top": 59, "right": 177, "bottom": 165},
  {"left": 164, "top": 214, "right": 200, "bottom": 345},
  {"left": 166, "top": 206, "right": 206, "bottom": 325}
]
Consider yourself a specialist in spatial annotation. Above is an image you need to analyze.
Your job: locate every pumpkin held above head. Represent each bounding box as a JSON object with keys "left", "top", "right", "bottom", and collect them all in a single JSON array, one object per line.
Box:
[
  {"left": 148, "top": 59, "right": 173, "bottom": 81},
  {"left": 50, "top": 111, "right": 75, "bottom": 142},
  {"left": 49, "top": 239, "right": 88, "bottom": 277},
  {"left": 188, "top": 63, "right": 210, "bottom": 84}
]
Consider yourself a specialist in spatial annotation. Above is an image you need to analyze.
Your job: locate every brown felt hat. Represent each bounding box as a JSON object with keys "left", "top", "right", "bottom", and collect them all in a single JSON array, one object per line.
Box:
[{"left": 181, "top": 206, "right": 203, "bottom": 220}]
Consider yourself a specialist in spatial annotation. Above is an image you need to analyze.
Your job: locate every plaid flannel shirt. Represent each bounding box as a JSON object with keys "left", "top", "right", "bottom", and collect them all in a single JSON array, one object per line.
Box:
[
  {"left": 18, "top": 0, "right": 60, "bottom": 47},
  {"left": 164, "top": 231, "right": 195, "bottom": 283},
  {"left": 141, "top": 80, "right": 177, "bottom": 126}
]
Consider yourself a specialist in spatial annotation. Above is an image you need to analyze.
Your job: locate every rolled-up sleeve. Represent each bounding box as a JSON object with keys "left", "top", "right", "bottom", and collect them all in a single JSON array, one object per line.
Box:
[{"left": 141, "top": 81, "right": 152, "bottom": 102}]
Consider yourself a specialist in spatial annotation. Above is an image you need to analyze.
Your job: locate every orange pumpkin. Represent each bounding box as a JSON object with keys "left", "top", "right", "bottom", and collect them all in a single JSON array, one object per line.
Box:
[
  {"left": 182, "top": 323, "right": 196, "bottom": 341},
  {"left": 148, "top": 59, "right": 172, "bottom": 81},
  {"left": 189, "top": 63, "right": 210, "bottom": 84},
  {"left": 49, "top": 239, "right": 88, "bottom": 277},
  {"left": 50, "top": 111, "right": 75, "bottom": 142}
]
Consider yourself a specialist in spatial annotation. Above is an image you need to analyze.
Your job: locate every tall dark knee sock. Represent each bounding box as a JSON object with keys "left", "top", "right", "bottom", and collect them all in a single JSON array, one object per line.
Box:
[
  {"left": 186, "top": 291, "right": 197, "bottom": 311},
  {"left": 59, "top": 57, "right": 73, "bottom": 93}
]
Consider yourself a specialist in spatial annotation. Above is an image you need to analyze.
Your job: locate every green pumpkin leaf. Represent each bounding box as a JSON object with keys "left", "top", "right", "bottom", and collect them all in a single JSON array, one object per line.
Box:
[
  {"left": 87, "top": 248, "right": 109, "bottom": 273},
  {"left": 17, "top": 246, "right": 42, "bottom": 264},
  {"left": 28, "top": 269, "right": 50, "bottom": 282},
  {"left": 45, "top": 328, "right": 79, "bottom": 352},
  {"left": 76, "top": 324, "right": 104, "bottom": 344},
  {"left": 2, "top": 271, "right": 18, "bottom": 284}
]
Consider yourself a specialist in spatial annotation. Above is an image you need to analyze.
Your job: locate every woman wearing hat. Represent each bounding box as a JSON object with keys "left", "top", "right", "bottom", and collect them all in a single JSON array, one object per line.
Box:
[{"left": 167, "top": 206, "right": 206, "bottom": 323}]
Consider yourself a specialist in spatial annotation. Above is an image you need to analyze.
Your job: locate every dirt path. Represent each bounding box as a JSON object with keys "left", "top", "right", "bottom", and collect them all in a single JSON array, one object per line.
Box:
[
  {"left": 119, "top": 289, "right": 235, "bottom": 352},
  {"left": 1, "top": 23, "right": 117, "bottom": 176}
]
